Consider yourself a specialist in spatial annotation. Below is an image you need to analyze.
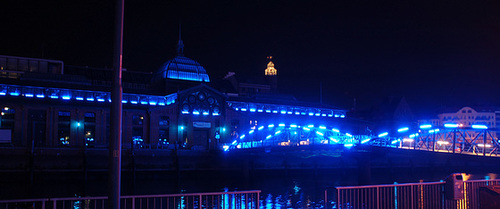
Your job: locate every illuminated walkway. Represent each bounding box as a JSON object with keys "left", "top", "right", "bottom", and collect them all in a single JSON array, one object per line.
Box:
[{"left": 225, "top": 123, "right": 500, "bottom": 157}]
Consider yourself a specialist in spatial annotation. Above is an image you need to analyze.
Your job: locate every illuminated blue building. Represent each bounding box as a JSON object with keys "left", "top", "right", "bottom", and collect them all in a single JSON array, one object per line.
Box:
[{"left": 0, "top": 41, "right": 348, "bottom": 150}]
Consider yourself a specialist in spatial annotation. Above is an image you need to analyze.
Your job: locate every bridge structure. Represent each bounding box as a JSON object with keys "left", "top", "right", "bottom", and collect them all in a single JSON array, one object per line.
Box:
[{"left": 224, "top": 122, "right": 500, "bottom": 157}]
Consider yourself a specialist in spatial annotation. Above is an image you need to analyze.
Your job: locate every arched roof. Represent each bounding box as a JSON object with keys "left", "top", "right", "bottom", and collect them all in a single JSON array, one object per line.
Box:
[{"left": 157, "top": 56, "right": 210, "bottom": 82}]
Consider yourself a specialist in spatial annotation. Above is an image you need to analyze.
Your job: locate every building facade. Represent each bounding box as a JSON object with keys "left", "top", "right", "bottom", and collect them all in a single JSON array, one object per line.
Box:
[{"left": 0, "top": 47, "right": 348, "bottom": 150}]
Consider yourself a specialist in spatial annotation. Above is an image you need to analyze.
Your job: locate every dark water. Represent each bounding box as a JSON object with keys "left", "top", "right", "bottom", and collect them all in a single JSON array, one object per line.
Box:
[{"left": 1, "top": 168, "right": 496, "bottom": 208}]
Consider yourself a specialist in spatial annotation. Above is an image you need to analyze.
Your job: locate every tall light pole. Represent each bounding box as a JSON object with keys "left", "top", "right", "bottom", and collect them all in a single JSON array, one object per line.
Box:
[{"left": 109, "top": 0, "right": 124, "bottom": 208}]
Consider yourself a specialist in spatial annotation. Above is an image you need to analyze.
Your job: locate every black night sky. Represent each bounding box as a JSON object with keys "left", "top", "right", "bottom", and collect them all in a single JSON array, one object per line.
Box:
[{"left": 2, "top": 0, "right": 500, "bottom": 118}]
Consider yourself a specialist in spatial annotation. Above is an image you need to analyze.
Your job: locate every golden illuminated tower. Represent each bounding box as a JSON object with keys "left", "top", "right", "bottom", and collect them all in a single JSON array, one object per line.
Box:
[{"left": 265, "top": 56, "right": 278, "bottom": 93}]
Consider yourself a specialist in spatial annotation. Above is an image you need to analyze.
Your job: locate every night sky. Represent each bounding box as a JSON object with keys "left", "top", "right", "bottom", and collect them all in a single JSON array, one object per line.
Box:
[{"left": 2, "top": 0, "right": 500, "bottom": 118}]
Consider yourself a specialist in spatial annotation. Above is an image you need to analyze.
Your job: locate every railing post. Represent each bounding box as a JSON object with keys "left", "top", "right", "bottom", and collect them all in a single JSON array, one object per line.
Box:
[
  {"left": 377, "top": 186, "right": 379, "bottom": 209},
  {"left": 132, "top": 197, "right": 135, "bottom": 209},
  {"left": 199, "top": 194, "right": 202, "bottom": 209},
  {"left": 324, "top": 189, "right": 327, "bottom": 209}
]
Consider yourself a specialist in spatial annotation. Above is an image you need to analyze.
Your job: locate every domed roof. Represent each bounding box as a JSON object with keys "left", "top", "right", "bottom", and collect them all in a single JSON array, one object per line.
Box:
[
  {"left": 158, "top": 56, "right": 210, "bottom": 82},
  {"left": 154, "top": 26, "right": 210, "bottom": 83}
]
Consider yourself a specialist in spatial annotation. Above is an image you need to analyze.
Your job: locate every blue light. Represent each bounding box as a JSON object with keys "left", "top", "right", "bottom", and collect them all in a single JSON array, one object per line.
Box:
[
  {"left": 307, "top": 124, "right": 314, "bottom": 128},
  {"left": 280, "top": 110, "right": 286, "bottom": 114},
  {"left": 321, "top": 114, "right": 326, "bottom": 117},
  {"left": 249, "top": 108, "right": 256, "bottom": 112},
  {"left": 397, "top": 127, "right": 409, "bottom": 133},
  {"left": 328, "top": 114, "right": 333, "bottom": 117},
  {"left": 420, "top": 124, "right": 432, "bottom": 129},
  {"left": 340, "top": 115, "right": 345, "bottom": 118},
  {"left": 158, "top": 102, "right": 165, "bottom": 106},
  {"left": 329, "top": 137, "right": 338, "bottom": 143},
  {"left": 316, "top": 131, "right": 324, "bottom": 136},
  {"left": 275, "top": 130, "right": 281, "bottom": 135},
  {"left": 257, "top": 109, "right": 263, "bottom": 112},
  {"left": 25, "top": 93, "right": 34, "bottom": 98},
  {"left": 472, "top": 124, "right": 488, "bottom": 129},
  {"left": 223, "top": 145, "right": 230, "bottom": 151},
  {"left": 231, "top": 140, "right": 237, "bottom": 145},
  {"left": 97, "top": 98, "right": 105, "bottom": 102},
  {"left": 62, "top": 96, "right": 71, "bottom": 100},
  {"left": 409, "top": 134, "right": 416, "bottom": 138},
  {"left": 319, "top": 126, "right": 326, "bottom": 129},
  {"left": 287, "top": 111, "right": 293, "bottom": 114},
  {"left": 444, "top": 123, "right": 458, "bottom": 128},
  {"left": 334, "top": 114, "right": 340, "bottom": 117},
  {"left": 212, "top": 112, "right": 219, "bottom": 116},
  {"left": 361, "top": 138, "right": 371, "bottom": 144},
  {"left": 301, "top": 112, "right": 306, "bottom": 115},
  {"left": 202, "top": 112, "right": 209, "bottom": 115},
  {"left": 131, "top": 101, "right": 138, "bottom": 104},
  {"left": 36, "top": 94, "right": 45, "bottom": 98},
  {"left": 258, "top": 126, "right": 264, "bottom": 130},
  {"left": 378, "top": 132, "right": 388, "bottom": 137},
  {"left": 266, "top": 135, "right": 272, "bottom": 139},
  {"left": 77, "top": 122, "right": 81, "bottom": 127},
  {"left": 266, "top": 109, "right": 271, "bottom": 113},
  {"left": 76, "top": 97, "right": 84, "bottom": 101},
  {"left": 235, "top": 108, "right": 239, "bottom": 111},
  {"left": 315, "top": 113, "right": 320, "bottom": 116},
  {"left": 0, "top": 92, "right": 5, "bottom": 96},
  {"left": 249, "top": 130, "right": 254, "bottom": 134},
  {"left": 344, "top": 144, "right": 354, "bottom": 148},
  {"left": 149, "top": 101, "right": 157, "bottom": 105},
  {"left": 87, "top": 97, "right": 95, "bottom": 102},
  {"left": 50, "top": 95, "right": 58, "bottom": 99},
  {"left": 429, "top": 128, "right": 440, "bottom": 133},
  {"left": 391, "top": 139, "right": 399, "bottom": 144},
  {"left": 193, "top": 111, "right": 200, "bottom": 115},
  {"left": 278, "top": 123, "right": 285, "bottom": 127},
  {"left": 181, "top": 111, "right": 189, "bottom": 114},
  {"left": 346, "top": 133, "right": 352, "bottom": 137},
  {"left": 268, "top": 124, "right": 274, "bottom": 128},
  {"left": 332, "top": 128, "right": 340, "bottom": 133},
  {"left": 272, "top": 110, "right": 278, "bottom": 114},
  {"left": 290, "top": 124, "right": 297, "bottom": 128},
  {"left": 240, "top": 134, "right": 246, "bottom": 139},
  {"left": 10, "top": 92, "right": 20, "bottom": 96},
  {"left": 295, "top": 112, "right": 300, "bottom": 115},
  {"left": 140, "top": 101, "right": 148, "bottom": 105},
  {"left": 241, "top": 108, "right": 247, "bottom": 111},
  {"left": 122, "top": 100, "right": 128, "bottom": 103},
  {"left": 179, "top": 126, "right": 184, "bottom": 130},
  {"left": 308, "top": 112, "right": 314, "bottom": 116},
  {"left": 303, "top": 127, "right": 310, "bottom": 131}
]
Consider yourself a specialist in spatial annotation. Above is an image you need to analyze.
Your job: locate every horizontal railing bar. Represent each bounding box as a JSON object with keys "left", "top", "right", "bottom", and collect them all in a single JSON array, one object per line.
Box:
[{"left": 336, "top": 181, "right": 445, "bottom": 190}]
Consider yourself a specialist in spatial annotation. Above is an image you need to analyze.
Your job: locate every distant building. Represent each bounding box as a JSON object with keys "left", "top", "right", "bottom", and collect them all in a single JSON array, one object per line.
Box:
[{"left": 418, "top": 106, "right": 498, "bottom": 129}]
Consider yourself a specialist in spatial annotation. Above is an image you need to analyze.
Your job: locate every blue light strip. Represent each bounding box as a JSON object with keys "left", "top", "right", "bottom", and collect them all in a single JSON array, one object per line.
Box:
[{"left": 0, "top": 84, "right": 176, "bottom": 107}]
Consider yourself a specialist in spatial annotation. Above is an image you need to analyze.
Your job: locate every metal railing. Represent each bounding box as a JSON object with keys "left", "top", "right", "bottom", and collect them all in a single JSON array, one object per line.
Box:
[
  {"left": 326, "top": 179, "right": 500, "bottom": 209},
  {"left": 0, "top": 190, "right": 260, "bottom": 209}
]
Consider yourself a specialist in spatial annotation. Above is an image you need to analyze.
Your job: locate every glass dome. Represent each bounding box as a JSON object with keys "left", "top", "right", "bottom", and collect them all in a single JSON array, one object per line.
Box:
[{"left": 159, "top": 56, "right": 210, "bottom": 82}]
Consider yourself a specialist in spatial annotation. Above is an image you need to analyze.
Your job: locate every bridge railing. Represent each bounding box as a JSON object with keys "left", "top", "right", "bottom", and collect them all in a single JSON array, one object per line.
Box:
[
  {"left": 0, "top": 190, "right": 261, "bottom": 209},
  {"left": 326, "top": 179, "right": 500, "bottom": 209}
]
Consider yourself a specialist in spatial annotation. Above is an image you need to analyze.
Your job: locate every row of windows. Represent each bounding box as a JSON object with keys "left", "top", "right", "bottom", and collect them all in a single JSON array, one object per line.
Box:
[
  {"left": 0, "top": 107, "right": 170, "bottom": 147},
  {"left": 443, "top": 115, "right": 494, "bottom": 120}
]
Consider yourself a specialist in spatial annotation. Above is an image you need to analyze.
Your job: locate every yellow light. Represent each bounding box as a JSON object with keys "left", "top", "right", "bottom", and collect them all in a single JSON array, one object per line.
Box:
[
  {"left": 477, "top": 144, "right": 492, "bottom": 148},
  {"left": 437, "top": 141, "right": 449, "bottom": 145},
  {"left": 4, "top": 107, "right": 9, "bottom": 111}
]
